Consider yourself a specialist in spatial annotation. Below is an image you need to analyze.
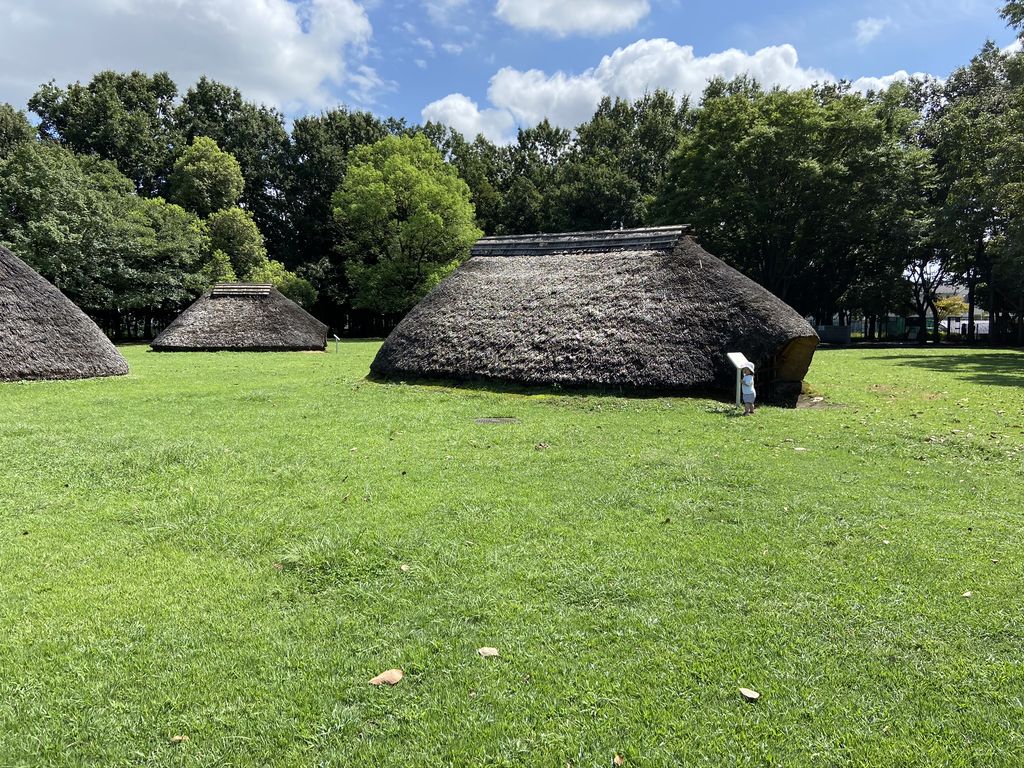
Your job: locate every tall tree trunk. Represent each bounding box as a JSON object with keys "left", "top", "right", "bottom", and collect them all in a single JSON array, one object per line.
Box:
[
  {"left": 966, "top": 270, "right": 977, "bottom": 343},
  {"left": 968, "top": 236, "right": 985, "bottom": 343},
  {"left": 987, "top": 262, "right": 996, "bottom": 346}
]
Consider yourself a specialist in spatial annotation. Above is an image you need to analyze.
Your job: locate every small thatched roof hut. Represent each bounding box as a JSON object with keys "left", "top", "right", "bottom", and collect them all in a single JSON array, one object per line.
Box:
[
  {"left": 151, "top": 283, "right": 327, "bottom": 352},
  {"left": 1, "top": 245, "right": 129, "bottom": 382},
  {"left": 370, "top": 226, "right": 818, "bottom": 405}
]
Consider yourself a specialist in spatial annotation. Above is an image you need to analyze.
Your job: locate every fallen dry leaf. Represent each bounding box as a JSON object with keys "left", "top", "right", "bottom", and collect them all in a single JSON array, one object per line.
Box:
[
  {"left": 369, "top": 669, "right": 404, "bottom": 686},
  {"left": 613, "top": 754, "right": 625, "bottom": 766},
  {"left": 477, "top": 647, "right": 500, "bottom": 658},
  {"left": 882, "top": 540, "right": 890, "bottom": 546},
  {"left": 272, "top": 562, "right": 283, "bottom": 571},
  {"left": 962, "top": 591, "right": 973, "bottom": 599},
  {"left": 400, "top": 563, "right": 411, "bottom": 573},
  {"left": 739, "top": 687, "right": 761, "bottom": 702},
  {"left": 535, "top": 442, "right": 549, "bottom": 450},
  {"left": 170, "top": 735, "right": 189, "bottom": 745}
]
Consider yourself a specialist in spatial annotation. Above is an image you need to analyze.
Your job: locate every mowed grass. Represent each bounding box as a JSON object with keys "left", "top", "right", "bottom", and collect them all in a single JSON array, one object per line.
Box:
[{"left": 1, "top": 344, "right": 1023, "bottom": 767}]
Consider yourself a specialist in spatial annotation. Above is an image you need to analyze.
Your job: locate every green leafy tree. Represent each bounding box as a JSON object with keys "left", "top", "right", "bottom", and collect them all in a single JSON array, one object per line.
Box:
[
  {"left": 201, "top": 249, "right": 238, "bottom": 285},
  {"left": 284, "top": 108, "right": 393, "bottom": 262},
  {"left": 0, "top": 141, "right": 124, "bottom": 307},
  {"left": 1003, "top": 1, "right": 1024, "bottom": 35},
  {"left": 555, "top": 91, "right": 689, "bottom": 230},
  {"left": 114, "top": 197, "right": 212, "bottom": 334},
  {"left": 655, "top": 79, "right": 932, "bottom": 320},
  {"left": 333, "top": 134, "right": 481, "bottom": 314},
  {"left": 988, "top": 52, "right": 1024, "bottom": 341},
  {"left": 502, "top": 120, "right": 572, "bottom": 234},
  {"left": 206, "top": 206, "right": 268, "bottom": 278},
  {"left": 280, "top": 108, "right": 398, "bottom": 322},
  {"left": 499, "top": 176, "right": 545, "bottom": 235},
  {"left": 175, "top": 77, "right": 289, "bottom": 254},
  {"left": 936, "top": 295, "right": 970, "bottom": 319},
  {"left": 28, "top": 71, "right": 179, "bottom": 195},
  {"left": 422, "top": 123, "right": 507, "bottom": 236},
  {"left": 0, "top": 141, "right": 211, "bottom": 334},
  {"left": 168, "top": 136, "right": 245, "bottom": 217},
  {"left": 924, "top": 43, "right": 1013, "bottom": 340},
  {"left": 249, "top": 258, "right": 318, "bottom": 307},
  {"left": 0, "top": 104, "right": 34, "bottom": 159}
]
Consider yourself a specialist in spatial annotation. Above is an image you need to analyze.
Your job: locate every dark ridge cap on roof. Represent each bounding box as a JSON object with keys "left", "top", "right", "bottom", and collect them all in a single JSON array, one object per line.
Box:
[
  {"left": 471, "top": 225, "right": 694, "bottom": 257},
  {"left": 211, "top": 283, "right": 273, "bottom": 297}
]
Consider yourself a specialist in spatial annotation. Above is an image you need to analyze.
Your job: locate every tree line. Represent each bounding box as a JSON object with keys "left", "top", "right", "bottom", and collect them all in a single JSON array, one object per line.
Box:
[{"left": 1, "top": 2, "right": 1023, "bottom": 343}]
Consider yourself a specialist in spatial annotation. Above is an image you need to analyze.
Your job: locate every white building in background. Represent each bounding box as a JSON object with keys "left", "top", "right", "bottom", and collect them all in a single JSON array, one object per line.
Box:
[{"left": 937, "top": 283, "right": 990, "bottom": 335}]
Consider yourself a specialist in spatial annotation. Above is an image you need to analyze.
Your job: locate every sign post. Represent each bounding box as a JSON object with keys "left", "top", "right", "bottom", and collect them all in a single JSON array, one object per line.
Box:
[{"left": 726, "top": 352, "right": 753, "bottom": 408}]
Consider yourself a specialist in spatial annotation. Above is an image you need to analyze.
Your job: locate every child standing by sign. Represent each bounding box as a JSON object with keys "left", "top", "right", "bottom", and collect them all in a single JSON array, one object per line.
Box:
[{"left": 741, "top": 364, "right": 756, "bottom": 415}]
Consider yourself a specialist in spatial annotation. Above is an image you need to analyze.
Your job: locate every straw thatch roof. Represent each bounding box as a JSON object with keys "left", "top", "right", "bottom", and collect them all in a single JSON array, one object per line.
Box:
[
  {"left": 371, "top": 226, "right": 818, "bottom": 405},
  {"left": 151, "top": 283, "right": 328, "bottom": 351},
  {"left": 1, "top": 245, "right": 129, "bottom": 382}
]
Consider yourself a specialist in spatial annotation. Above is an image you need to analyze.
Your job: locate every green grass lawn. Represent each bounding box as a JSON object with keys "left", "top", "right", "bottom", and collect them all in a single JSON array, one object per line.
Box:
[{"left": 1, "top": 344, "right": 1023, "bottom": 767}]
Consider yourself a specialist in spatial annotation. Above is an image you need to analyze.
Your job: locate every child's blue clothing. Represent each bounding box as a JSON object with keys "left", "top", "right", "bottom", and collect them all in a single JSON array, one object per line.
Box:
[{"left": 742, "top": 374, "right": 756, "bottom": 404}]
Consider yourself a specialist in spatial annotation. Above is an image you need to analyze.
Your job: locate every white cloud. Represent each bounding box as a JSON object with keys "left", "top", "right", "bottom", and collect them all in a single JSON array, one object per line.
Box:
[
  {"left": 1005, "top": 38, "right": 1023, "bottom": 55},
  {"left": 424, "top": 0, "right": 469, "bottom": 24},
  {"left": 855, "top": 16, "right": 891, "bottom": 46},
  {"left": 421, "top": 93, "right": 517, "bottom": 142},
  {"left": 495, "top": 0, "right": 650, "bottom": 36},
  {"left": 423, "top": 38, "right": 933, "bottom": 143},
  {"left": 442, "top": 43, "right": 465, "bottom": 54},
  {"left": 850, "top": 69, "right": 930, "bottom": 93},
  {"left": 491, "top": 39, "right": 833, "bottom": 128},
  {"left": 347, "top": 64, "right": 396, "bottom": 105},
  {"left": 0, "top": 0, "right": 378, "bottom": 112}
]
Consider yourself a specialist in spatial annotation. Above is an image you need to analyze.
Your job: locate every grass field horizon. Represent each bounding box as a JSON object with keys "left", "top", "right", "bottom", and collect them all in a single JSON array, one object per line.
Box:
[{"left": 1, "top": 344, "right": 1022, "bottom": 766}]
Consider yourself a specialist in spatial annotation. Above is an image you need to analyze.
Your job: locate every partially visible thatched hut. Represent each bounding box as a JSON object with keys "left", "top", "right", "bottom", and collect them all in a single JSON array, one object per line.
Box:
[
  {"left": 371, "top": 226, "right": 818, "bottom": 405},
  {"left": 151, "top": 283, "right": 327, "bottom": 351},
  {"left": 1, "top": 245, "right": 129, "bottom": 382}
]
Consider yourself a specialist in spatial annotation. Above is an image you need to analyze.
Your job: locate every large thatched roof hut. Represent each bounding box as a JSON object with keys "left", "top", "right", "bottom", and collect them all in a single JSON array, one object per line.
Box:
[
  {"left": 370, "top": 226, "right": 818, "bottom": 405},
  {"left": 1, "top": 245, "right": 129, "bottom": 382},
  {"left": 151, "top": 283, "right": 327, "bottom": 352}
]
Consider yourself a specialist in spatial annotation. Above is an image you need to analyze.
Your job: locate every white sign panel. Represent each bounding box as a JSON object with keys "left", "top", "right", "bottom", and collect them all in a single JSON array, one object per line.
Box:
[{"left": 726, "top": 352, "right": 753, "bottom": 407}]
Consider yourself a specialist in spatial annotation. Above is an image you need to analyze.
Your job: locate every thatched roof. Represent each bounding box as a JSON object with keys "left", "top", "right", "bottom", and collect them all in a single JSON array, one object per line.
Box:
[
  {"left": 370, "top": 226, "right": 818, "bottom": 405},
  {"left": 151, "top": 283, "right": 328, "bottom": 352},
  {"left": 1, "top": 245, "right": 129, "bottom": 382}
]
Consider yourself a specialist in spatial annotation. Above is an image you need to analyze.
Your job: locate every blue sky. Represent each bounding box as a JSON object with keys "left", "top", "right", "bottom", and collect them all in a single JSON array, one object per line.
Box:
[{"left": 0, "top": 0, "right": 1017, "bottom": 143}]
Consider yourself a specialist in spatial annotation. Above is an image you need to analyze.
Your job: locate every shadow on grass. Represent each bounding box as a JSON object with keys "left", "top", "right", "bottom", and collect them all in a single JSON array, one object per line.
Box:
[
  {"left": 872, "top": 350, "right": 1024, "bottom": 389},
  {"left": 362, "top": 371, "right": 784, "bottom": 409},
  {"left": 364, "top": 373, "right": 812, "bottom": 414},
  {"left": 365, "top": 370, "right": 720, "bottom": 401}
]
